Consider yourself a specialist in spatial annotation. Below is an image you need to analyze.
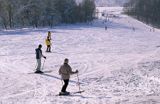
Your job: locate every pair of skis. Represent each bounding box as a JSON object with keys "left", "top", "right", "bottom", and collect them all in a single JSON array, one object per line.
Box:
[
  {"left": 28, "top": 70, "right": 52, "bottom": 74},
  {"left": 57, "top": 90, "right": 85, "bottom": 96},
  {"left": 30, "top": 59, "right": 48, "bottom": 74},
  {"left": 57, "top": 73, "right": 84, "bottom": 96}
]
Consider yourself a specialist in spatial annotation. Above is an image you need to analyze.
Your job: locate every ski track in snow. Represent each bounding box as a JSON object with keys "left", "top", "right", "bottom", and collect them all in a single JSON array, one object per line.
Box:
[{"left": 1, "top": 7, "right": 160, "bottom": 104}]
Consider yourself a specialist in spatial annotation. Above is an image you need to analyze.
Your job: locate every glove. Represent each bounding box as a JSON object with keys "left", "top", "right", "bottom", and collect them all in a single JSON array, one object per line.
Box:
[
  {"left": 44, "top": 56, "right": 46, "bottom": 59},
  {"left": 75, "top": 70, "right": 78, "bottom": 73}
]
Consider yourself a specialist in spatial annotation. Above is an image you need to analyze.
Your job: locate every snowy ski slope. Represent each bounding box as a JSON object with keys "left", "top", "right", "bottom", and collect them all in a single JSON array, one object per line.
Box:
[{"left": 1, "top": 7, "right": 160, "bottom": 104}]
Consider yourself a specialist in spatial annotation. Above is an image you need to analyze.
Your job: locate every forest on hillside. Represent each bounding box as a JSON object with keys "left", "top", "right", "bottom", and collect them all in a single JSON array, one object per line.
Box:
[
  {"left": 0, "top": 0, "right": 95, "bottom": 29},
  {"left": 124, "top": 0, "right": 160, "bottom": 28}
]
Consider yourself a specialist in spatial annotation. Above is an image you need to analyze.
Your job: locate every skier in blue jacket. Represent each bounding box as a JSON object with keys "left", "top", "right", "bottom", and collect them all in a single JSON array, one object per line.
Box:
[{"left": 35, "top": 44, "right": 46, "bottom": 73}]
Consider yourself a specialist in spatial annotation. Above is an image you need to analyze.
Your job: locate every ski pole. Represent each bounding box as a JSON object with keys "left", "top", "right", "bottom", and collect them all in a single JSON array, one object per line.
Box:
[
  {"left": 35, "top": 60, "right": 37, "bottom": 71},
  {"left": 41, "top": 59, "right": 46, "bottom": 71},
  {"left": 77, "top": 73, "right": 81, "bottom": 92},
  {"left": 61, "top": 79, "right": 63, "bottom": 87}
]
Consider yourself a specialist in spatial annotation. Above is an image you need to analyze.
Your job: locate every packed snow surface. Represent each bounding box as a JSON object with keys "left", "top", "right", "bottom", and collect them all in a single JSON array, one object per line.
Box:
[
  {"left": 76, "top": 0, "right": 129, "bottom": 6},
  {"left": 1, "top": 7, "right": 160, "bottom": 104}
]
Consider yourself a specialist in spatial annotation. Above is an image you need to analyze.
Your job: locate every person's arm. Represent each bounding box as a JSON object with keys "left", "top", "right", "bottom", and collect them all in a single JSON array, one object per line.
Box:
[
  {"left": 41, "top": 50, "right": 46, "bottom": 59},
  {"left": 68, "top": 65, "right": 78, "bottom": 74},
  {"left": 42, "top": 55, "right": 46, "bottom": 59}
]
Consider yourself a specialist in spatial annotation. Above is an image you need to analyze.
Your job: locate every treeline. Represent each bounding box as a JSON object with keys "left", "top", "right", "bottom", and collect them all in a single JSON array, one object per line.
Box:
[
  {"left": 124, "top": 0, "right": 160, "bottom": 28},
  {"left": 0, "top": 0, "right": 95, "bottom": 29}
]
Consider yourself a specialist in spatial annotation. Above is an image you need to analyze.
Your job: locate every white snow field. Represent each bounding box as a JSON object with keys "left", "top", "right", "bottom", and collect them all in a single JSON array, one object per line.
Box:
[{"left": 1, "top": 7, "right": 160, "bottom": 104}]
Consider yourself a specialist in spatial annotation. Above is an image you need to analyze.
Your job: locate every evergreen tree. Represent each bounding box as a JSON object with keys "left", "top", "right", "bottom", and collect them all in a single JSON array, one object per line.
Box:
[
  {"left": 124, "top": 0, "right": 160, "bottom": 28},
  {"left": 42, "top": 0, "right": 60, "bottom": 27},
  {"left": 0, "top": 0, "right": 8, "bottom": 29},
  {"left": 0, "top": 0, "right": 96, "bottom": 29},
  {"left": 0, "top": 0, "right": 17, "bottom": 28},
  {"left": 81, "top": 0, "right": 96, "bottom": 22}
]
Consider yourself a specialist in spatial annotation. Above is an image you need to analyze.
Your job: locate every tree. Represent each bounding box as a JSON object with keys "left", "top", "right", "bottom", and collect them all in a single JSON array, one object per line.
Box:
[
  {"left": 0, "top": 0, "right": 17, "bottom": 28},
  {"left": 0, "top": 0, "right": 8, "bottom": 29},
  {"left": 42, "top": 0, "right": 61, "bottom": 27},
  {"left": 0, "top": 0, "right": 96, "bottom": 29},
  {"left": 124, "top": 0, "right": 160, "bottom": 28},
  {"left": 81, "top": 0, "right": 96, "bottom": 22}
]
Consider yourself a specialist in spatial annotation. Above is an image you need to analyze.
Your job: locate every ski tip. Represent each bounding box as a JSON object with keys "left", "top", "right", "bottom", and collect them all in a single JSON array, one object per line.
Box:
[
  {"left": 72, "top": 90, "right": 85, "bottom": 94},
  {"left": 78, "top": 90, "right": 85, "bottom": 93}
]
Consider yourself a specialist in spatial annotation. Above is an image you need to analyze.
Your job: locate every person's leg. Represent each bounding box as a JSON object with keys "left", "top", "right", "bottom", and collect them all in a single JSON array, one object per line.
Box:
[
  {"left": 49, "top": 45, "right": 51, "bottom": 52},
  {"left": 36, "top": 59, "right": 41, "bottom": 71},
  {"left": 46, "top": 46, "right": 48, "bottom": 52},
  {"left": 61, "top": 79, "right": 69, "bottom": 92},
  {"left": 47, "top": 45, "right": 50, "bottom": 52}
]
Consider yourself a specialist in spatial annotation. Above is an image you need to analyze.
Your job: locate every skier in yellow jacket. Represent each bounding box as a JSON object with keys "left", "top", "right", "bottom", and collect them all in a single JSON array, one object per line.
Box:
[{"left": 45, "top": 36, "right": 51, "bottom": 52}]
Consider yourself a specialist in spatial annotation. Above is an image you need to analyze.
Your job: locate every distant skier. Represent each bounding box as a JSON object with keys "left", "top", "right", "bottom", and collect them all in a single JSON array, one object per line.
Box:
[
  {"left": 132, "top": 27, "right": 135, "bottom": 31},
  {"left": 35, "top": 44, "right": 46, "bottom": 73},
  {"left": 150, "top": 28, "right": 152, "bottom": 32},
  {"left": 150, "top": 27, "right": 155, "bottom": 32},
  {"left": 105, "top": 25, "right": 107, "bottom": 30},
  {"left": 45, "top": 36, "right": 51, "bottom": 52},
  {"left": 47, "top": 31, "right": 52, "bottom": 40},
  {"left": 153, "top": 27, "right": 155, "bottom": 32},
  {"left": 59, "top": 58, "right": 78, "bottom": 95}
]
